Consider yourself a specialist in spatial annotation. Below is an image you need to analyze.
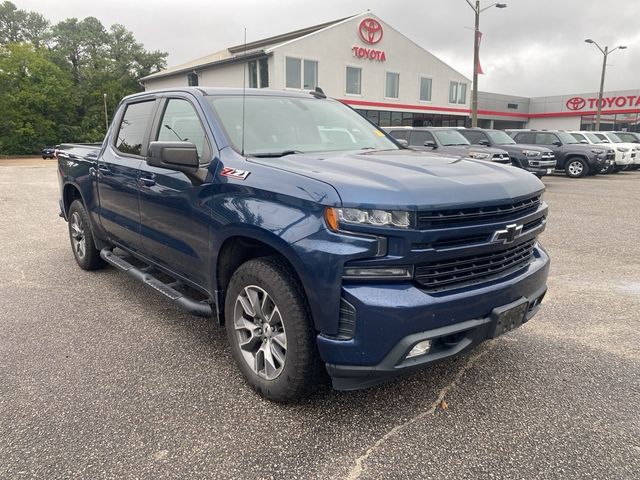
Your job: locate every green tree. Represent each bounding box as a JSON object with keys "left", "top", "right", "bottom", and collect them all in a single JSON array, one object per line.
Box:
[
  {"left": 0, "top": 43, "right": 74, "bottom": 154},
  {"left": 0, "top": 1, "right": 49, "bottom": 46},
  {"left": 0, "top": 1, "right": 167, "bottom": 153}
]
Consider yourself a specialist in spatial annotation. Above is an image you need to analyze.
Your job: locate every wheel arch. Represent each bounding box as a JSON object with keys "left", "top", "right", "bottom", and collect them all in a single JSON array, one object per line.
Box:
[{"left": 213, "top": 228, "right": 317, "bottom": 328}]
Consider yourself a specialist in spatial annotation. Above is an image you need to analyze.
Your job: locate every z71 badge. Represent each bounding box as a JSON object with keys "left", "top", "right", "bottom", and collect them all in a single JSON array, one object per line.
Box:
[{"left": 220, "top": 167, "right": 250, "bottom": 180}]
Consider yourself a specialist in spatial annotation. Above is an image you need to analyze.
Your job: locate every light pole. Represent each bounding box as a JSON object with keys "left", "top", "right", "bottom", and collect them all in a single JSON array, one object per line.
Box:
[
  {"left": 465, "top": 1, "right": 507, "bottom": 127},
  {"left": 103, "top": 93, "right": 109, "bottom": 131},
  {"left": 584, "top": 39, "right": 627, "bottom": 130}
]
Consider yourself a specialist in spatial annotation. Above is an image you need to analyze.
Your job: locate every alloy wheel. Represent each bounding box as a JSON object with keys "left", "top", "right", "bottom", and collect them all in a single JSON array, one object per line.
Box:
[
  {"left": 233, "top": 285, "right": 287, "bottom": 380},
  {"left": 70, "top": 211, "right": 86, "bottom": 259}
]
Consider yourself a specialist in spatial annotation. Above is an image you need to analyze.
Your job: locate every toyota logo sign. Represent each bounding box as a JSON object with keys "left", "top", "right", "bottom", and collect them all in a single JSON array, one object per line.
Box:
[
  {"left": 566, "top": 97, "right": 586, "bottom": 111},
  {"left": 358, "top": 18, "right": 383, "bottom": 45}
]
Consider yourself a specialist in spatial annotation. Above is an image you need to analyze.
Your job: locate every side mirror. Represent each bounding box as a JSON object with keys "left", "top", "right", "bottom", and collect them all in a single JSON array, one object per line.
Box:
[
  {"left": 424, "top": 140, "right": 437, "bottom": 149},
  {"left": 479, "top": 139, "right": 490, "bottom": 146},
  {"left": 579, "top": 140, "right": 588, "bottom": 144},
  {"left": 396, "top": 138, "right": 409, "bottom": 147},
  {"left": 552, "top": 141, "right": 562, "bottom": 146},
  {"left": 147, "top": 141, "right": 199, "bottom": 172}
]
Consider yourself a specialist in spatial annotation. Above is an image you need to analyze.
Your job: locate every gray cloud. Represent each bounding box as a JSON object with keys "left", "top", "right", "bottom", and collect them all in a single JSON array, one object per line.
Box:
[{"left": 17, "top": 0, "right": 640, "bottom": 96}]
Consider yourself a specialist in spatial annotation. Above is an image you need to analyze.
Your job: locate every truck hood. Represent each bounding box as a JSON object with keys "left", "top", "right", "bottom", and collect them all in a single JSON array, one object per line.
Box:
[{"left": 249, "top": 149, "right": 544, "bottom": 210}]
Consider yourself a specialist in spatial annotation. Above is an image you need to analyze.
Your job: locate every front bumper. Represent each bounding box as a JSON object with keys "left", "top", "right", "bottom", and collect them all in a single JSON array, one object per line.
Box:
[
  {"left": 524, "top": 159, "right": 556, "bottom": 176},
  {"left": 319, "top": 246, "right": 550, "bottom": 390}
]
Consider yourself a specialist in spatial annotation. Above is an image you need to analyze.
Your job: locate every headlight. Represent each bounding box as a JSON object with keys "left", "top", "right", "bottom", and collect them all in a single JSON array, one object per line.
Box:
[
  {"left": 343, "top": 266, "right": 413, "bottom": 280},
  {"left": 468, "top": 151, "right": 491, "bottom": 160},
  {"left": 590, "top": 149, "right": 606, "bottom": 154},
  {"left": 325, "top": 207, "right": 411, "bottom": 230},
  {"left": 617, "top": 147, "right": 629, "bottom": 152},
  {"left": 521, "top": 150, "right": 541, "bottom": 157}
]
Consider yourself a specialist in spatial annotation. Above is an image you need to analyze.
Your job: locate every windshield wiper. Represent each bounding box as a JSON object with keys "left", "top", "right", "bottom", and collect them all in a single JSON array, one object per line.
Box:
[{"left": 250, "top": 150, "right": 303, "bottom": 158}]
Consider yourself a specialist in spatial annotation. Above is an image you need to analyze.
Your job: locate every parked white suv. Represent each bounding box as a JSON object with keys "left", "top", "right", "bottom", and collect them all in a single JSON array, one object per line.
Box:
[
  {"left": 569, "top": 131, "right": 635, "bottom": 173},
  {"left": 612, "top": 131, "right": 640, "bottom": 170}
]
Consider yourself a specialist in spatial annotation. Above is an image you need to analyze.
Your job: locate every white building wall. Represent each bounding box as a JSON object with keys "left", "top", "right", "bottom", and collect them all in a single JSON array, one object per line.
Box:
[
  {"left": 199, "top": 62, "right": 248, "bottom": 87},
  {"left": 268, "top": 14, "right": 470, "bottom": 114},
  {"left": 145, "top": 74, "right": 188, "bottom": 90},
  {"left": 526, "top": 116, "right": 581, "bottom": 130}
]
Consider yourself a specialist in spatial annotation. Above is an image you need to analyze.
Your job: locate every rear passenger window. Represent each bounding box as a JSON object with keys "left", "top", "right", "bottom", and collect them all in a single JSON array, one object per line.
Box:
[
  {"left": 157, "top": 99, "right": 208, "bottom": 162},
  {"left": 115, "top": 101, "right": 155, "bottom": 156},
  {"left": 409, "top": 130, "right": 435, "bottom": 146}
]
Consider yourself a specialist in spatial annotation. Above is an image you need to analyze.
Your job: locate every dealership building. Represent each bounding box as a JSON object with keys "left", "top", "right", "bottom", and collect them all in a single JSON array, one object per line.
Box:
[{"left": 141, "top": 12, "right": 640, "bottom": 132}]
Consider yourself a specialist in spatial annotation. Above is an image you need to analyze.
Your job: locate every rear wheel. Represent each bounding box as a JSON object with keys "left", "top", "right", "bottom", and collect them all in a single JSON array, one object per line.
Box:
[
  {"left": 565, "top": 158, "right": 588, "bottom": 178},
  {"left": 68, "top": 200, "right": 105, "bottom": 270},
  {"left": 225, "top": 256, "right": 323, "bottom": 402}
]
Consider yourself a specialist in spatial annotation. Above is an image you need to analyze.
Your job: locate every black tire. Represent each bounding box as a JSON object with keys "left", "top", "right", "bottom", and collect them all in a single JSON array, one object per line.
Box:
[
  {"left": 565, "top": 158, "right": 588, "bottom": 178},
  {"left": 225, "top": 256, "right": 323, "bottom": 402},
  {"left": 67, "top": 200, "right": 106, "bottom": 270}
]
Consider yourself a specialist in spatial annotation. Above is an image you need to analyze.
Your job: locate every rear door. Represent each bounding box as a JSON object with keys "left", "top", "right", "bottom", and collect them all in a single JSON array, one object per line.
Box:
[
  {"left": 97, "top": 99, "right": 156, "bottom": 253},
  {"left": 137, "top": 95, "right": 215, "bottom": 287}
]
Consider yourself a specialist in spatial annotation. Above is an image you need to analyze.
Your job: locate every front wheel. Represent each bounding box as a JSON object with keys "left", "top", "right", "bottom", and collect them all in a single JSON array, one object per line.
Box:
[
  {"left": 225, "top": 256, "right": 323, "bottom": 402},
  {"left": 67, "top": 200, "right": 105, "bottom": 270},
  {"left": 565, "top": 158, "right": 588, "bottom": 178}
]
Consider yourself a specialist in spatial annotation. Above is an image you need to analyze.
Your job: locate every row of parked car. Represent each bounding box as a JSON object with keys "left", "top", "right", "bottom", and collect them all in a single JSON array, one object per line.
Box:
[{"left": 384, "top": 127, "right": 640, "bottom": 178}]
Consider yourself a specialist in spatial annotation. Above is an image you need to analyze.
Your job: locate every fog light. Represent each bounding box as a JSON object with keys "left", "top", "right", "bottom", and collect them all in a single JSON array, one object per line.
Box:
[{"left": 406, "top": 340, "right": 432, "bottom": 359}]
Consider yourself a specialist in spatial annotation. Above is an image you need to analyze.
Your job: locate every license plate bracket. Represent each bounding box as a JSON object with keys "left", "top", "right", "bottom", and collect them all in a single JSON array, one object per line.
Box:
[{"left": 490, "top": 299, "right": 529, "bottom": 339}]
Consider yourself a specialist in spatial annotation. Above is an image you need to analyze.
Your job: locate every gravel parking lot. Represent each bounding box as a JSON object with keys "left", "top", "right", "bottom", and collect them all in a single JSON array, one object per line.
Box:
[{"left": 1, "top": 158, "right": 639, "bottom": 479}]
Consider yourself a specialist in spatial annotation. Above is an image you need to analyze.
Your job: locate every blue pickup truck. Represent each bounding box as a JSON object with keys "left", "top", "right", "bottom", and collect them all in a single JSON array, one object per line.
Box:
[{"left": 57, "top": 87, "right": 550, "bottom": 402}]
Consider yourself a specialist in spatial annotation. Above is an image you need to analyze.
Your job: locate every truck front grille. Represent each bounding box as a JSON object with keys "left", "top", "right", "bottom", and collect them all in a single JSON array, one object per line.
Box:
[
  {"left": 414, "top": 239, "right": 535, "bottom": 291},
  {"left": 417, "top": 194, "right": 541, "bottom": 229},
  {"left": 491, "top": 153, "right": 511, "bottom": 164}
]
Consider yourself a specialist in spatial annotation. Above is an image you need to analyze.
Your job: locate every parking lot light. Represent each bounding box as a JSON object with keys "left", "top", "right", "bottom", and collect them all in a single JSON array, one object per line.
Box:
[
  {"left": 465, "top": 1, "right": 508, "bottom": 128},
  {"left": 584, "top": 39, "right": 628, "bottom": 130}
]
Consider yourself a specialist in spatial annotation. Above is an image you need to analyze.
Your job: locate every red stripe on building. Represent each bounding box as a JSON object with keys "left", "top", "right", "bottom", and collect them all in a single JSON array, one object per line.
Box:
[{"left": 339, "top": 98, "right": 640, "bottom": 120}]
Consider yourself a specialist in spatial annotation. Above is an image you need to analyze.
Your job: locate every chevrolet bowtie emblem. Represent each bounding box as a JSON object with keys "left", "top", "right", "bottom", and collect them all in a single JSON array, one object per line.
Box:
[{"left": 492, "top": 223, "right": 523, "bottom": 244}]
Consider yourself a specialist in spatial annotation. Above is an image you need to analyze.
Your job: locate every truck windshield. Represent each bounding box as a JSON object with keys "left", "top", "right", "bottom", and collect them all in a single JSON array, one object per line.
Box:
[
  {"left": 605, "top": 132, "right": 623, "bottom": 143},
  {"left": 486, "top": 130, "right": 516, "bottom": 145},
  {"left": 583, "top": 132, "right": 604, "bottom": 144},
  {"left": 207, "top": 95, "right": 398, "bottom": 156},
  {"left": 617, "top": 132, "right": 639, "bottom": 142},
  {"left": 432, "top": 130, "right": 470, "bottom": 146}
]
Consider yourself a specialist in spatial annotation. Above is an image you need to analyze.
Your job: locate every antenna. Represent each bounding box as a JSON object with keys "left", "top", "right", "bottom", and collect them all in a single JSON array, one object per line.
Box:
[{"left": 241, "top": 27, "right": 247, "bottom": 156}]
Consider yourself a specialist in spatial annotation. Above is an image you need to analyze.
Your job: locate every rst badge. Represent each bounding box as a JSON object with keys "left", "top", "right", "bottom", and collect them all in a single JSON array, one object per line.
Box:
[{"left": 220, "top": 167, "right": 250, "bottom": 180}]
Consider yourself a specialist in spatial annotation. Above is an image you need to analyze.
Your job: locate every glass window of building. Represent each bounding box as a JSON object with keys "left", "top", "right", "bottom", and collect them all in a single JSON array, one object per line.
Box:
[
  {"left": 285, "top": 57, "right": 301, "bottom": 89},
  {"left": 259, "top": 58, "right": 269, "bottom": 88},
  {"left": 449, "top": 81, "right": 467, "bottom": 104},
  {"left": 385, "top": 72, "right": 399, "bottom": 98},
  {"left": 248, "top": 61, "right": 258, "bottom": 88},
  {"left": 346, "top": 66, "right": 362, "bottom": 95},
  {"left": 419, "top": 77, "right": 432, "bottom": 102},
  {"left": 187, "top": 72, "right": 198, "bottom": 86},
  {"left": 303, "top": 60, "right": 318, "bottom": 89}
]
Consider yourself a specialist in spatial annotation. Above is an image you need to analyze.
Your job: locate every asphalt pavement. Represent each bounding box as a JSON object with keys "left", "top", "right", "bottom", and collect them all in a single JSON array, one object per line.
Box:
[{"left": 1, "top": 158, "right": 638, "bottom": 479}]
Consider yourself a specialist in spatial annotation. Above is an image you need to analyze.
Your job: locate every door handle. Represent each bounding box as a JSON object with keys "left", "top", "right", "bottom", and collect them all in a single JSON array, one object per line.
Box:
[
  {"left": 139, "top": 177, "right": 156, "bottom": 187},
  {"left": 97, "top": 165, "right": 111, "bottom": 174}
]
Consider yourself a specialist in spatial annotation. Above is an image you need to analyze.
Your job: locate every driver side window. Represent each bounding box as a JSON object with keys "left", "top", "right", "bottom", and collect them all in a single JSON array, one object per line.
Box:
[{"left": 157, "top": 99, "right": 208, "bottom": 163}]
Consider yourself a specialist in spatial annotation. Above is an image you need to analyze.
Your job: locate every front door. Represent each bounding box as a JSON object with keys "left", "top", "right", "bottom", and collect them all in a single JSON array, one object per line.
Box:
[{"left": 137, "top": 96, "right": 214, "bottom": 287}]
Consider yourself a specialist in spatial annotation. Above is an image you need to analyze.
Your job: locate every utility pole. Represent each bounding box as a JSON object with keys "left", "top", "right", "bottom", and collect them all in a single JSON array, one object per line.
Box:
[
  {"left": 584, "top": 39, "right": 627, "bottom": 131},
  {"left": 103, "top": 93, "right": 109, "bottom": 131},
  {"left": 465, "top": 1, "right": 507, "bottom": 128}
]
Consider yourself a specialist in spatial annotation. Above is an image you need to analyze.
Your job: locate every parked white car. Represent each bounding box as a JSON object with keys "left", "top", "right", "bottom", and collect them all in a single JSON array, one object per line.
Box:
[
  {"left": 569, "top": 131, "right": 635, "bottom": 173},
  {"left": 608, "top": 131, "right": 640, "bottom": 170}
]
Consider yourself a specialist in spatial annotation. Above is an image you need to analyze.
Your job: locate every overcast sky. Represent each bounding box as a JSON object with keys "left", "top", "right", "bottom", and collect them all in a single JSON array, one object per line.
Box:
[{"left": 17, "top": 0, "right": 640, "bottom": 97}]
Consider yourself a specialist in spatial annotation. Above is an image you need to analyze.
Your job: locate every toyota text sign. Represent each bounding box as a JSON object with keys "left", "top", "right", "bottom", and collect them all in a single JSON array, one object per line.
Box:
[{"left": 566, "top": 95, "right": 640, "bottom": 111}]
